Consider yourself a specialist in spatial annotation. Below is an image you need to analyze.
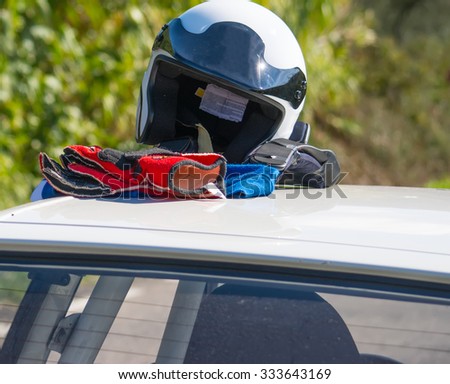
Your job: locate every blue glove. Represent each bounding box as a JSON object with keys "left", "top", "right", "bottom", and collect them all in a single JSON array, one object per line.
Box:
[{"left": 225, "top": 164, "right": 279, "bottom": 198}]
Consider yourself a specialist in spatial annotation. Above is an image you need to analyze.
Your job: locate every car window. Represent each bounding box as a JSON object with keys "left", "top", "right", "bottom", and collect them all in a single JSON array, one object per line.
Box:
[{"left": 0, "top": 266, "right": 449, "bottom": 364}]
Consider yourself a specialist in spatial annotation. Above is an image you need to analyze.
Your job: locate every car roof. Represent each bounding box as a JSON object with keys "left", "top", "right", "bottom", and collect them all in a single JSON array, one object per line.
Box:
[{"left": 0, "top": 185, "right": 449, "bottom": 283}]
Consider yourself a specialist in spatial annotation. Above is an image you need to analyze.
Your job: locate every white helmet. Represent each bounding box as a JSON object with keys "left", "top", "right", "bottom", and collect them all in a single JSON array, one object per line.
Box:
[{"left": 136, "top": 0, "right": 307, "bottom": 163}]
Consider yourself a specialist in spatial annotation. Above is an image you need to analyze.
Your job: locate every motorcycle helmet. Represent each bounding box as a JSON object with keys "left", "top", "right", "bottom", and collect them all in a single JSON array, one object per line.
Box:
[{"left": 136, "top": 0, "right": 307, "bottom": 163}]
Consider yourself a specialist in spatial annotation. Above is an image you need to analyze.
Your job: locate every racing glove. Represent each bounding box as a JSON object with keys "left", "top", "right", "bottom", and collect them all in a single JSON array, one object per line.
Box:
[{"left": 39, "top": 146, "right": 226, "bottom": 199}]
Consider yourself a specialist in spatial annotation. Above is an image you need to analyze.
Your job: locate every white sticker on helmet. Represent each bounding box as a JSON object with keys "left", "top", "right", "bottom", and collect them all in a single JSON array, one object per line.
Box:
[{"left": 199, "top": 84, "right": 248, "bottom": 123}]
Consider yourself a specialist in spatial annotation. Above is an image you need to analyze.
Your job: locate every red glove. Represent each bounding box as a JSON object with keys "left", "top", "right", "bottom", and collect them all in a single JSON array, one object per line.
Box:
[{"left": 40, "top": 146, "right": 226, "bottom": 199}]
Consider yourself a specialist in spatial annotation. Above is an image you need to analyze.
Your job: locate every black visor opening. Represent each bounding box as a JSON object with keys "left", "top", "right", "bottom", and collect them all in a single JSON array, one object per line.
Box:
[{"left": 143, "top": 58, "right": 285, "bottom": 162}]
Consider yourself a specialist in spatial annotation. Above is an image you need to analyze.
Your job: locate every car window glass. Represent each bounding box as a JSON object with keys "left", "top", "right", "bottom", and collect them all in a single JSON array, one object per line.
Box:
[
  {"left": 0, "top": 267, "right": 449, "bottom": 364},
  {"left": 322, "top": 293, "right": 450, "bottom": 363}
]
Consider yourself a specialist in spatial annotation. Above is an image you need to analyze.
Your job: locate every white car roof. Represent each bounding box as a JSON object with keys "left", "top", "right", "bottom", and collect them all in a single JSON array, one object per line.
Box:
[{"left": 0, "top": 185, "right": 449, "bottom": 283}]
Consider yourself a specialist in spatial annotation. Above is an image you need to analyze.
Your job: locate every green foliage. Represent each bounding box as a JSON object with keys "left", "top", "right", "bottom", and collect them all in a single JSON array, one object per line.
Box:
[
  {"left": 1, "top": 0, "right": 449, "bottom": 210},
  {"left": 331, "top": 0, "right": 450, "bottom": 185},
  {"left": 426, "top": 177, "right": 450, "bottom": 190},
  {"left": 0, "top": 0, "right": 159, "bottom": 208}
]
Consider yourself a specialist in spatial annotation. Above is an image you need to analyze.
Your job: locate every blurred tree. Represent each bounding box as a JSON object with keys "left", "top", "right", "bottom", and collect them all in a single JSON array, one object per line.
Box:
[
  {"left": 0, "top": 0, "right": 162, "bottom": 208},
  {"left": 358, "top": 0, "right": 450, "bottom": 41},
  {"left": 340, "top": 0, "right": 450, "bottom": 185}
]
